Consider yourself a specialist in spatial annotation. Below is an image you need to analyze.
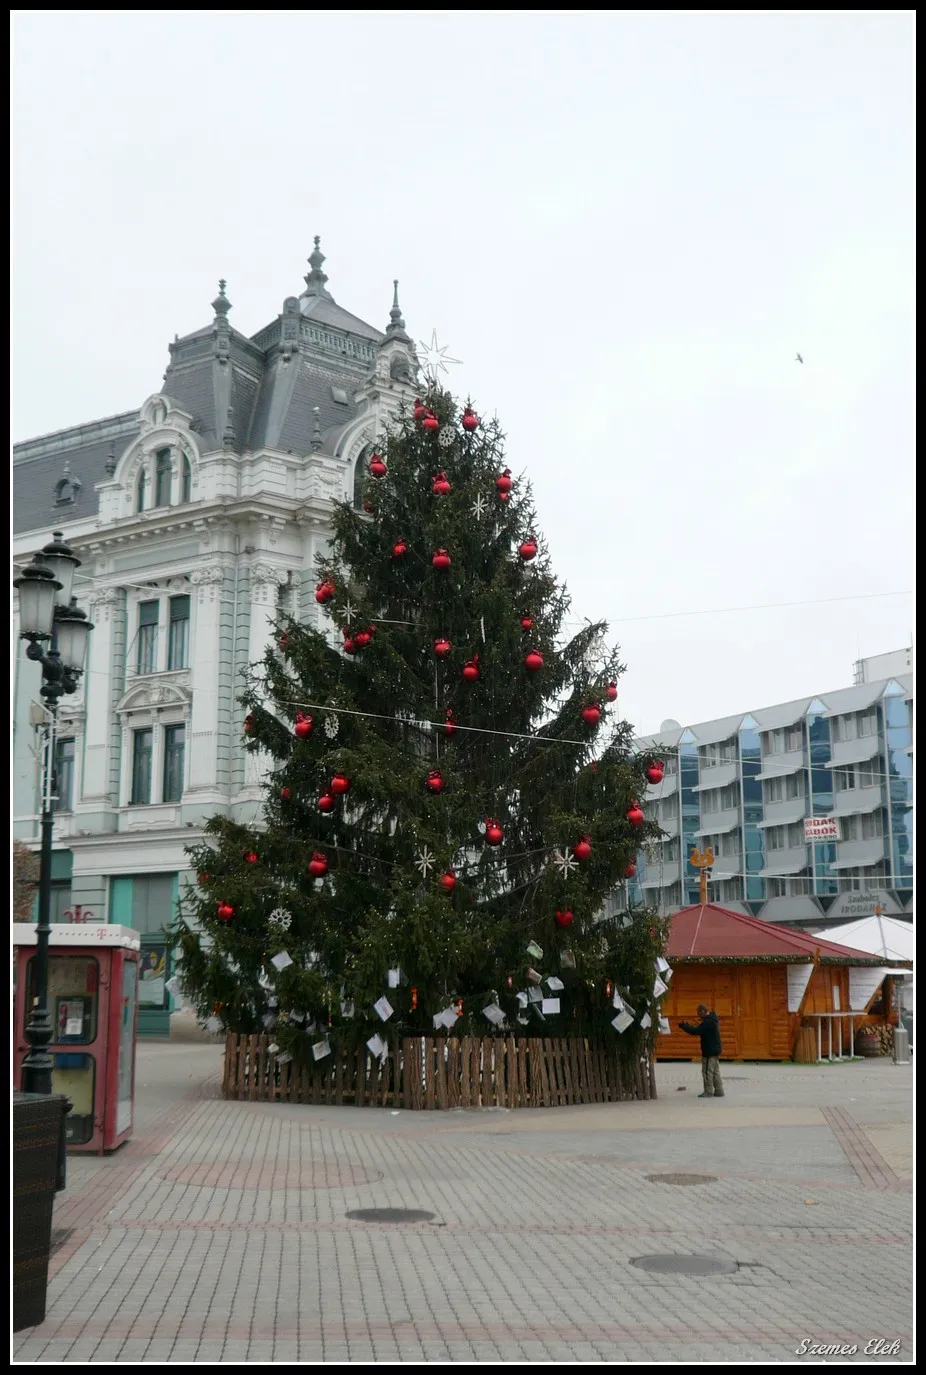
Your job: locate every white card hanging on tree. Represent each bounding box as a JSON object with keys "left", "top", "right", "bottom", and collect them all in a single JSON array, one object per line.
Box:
[
  {"left": 482, "top": 1004, "right": 505, "bottom": 1026},
  {"left": 165, "top": 976, "right": 181, "bottom": 999},
  {"left": 439, "top": 1006, "right": 460, "bottom": 1028},
  {"left": 276, "top": 1050, "right": 294, "bottom": 1064},
  {"left": 526, "top": 967, "right": 543, "bottom": 984},
  {"left": 271, "top": 952, "right": 294, "bottom": 972},
  {"left": 267, "top": 1043, "right": 280, "bottom": 1055},
  {"left": 656, "top": 956, "right": 670, "bottom": 974},
  {"left": 653, "top": 976, "right": 668, "bottom": 999},
  {"left": 205, "top": 1016, "right": 223, "bottom": 1036},
  {"left": 387, "top": 969, "right": 402, "bottom": 989},
  {"left": 526, "top": 942, "right": 544, "bottom": 960},
  {"left": 366, "top": 1033, "right": 387, "bottom": 1058},
  {"left": 612, "top": 1010, "right": 633, "bottom": 1034},
  {"left": 516, "top": 992, "right": 529, "bottom": 1008},
  {"left": 546, "top": 976, "right": 565, "bottom": 992},
  {"left": 560, "top": 949, "right": 576, "bottom": 969},
  {"left": 640, "top": 1013, "right": 652, "bottom": 1030},
  {"left": 659, "top": 1016, "right": 671, "bottom": 1035},
  {"left": 312, "top": 1039, "right": 331, "bottom": 1061},
  {"left": 527, "top": 987, "right": 544, "bottom": 1004},
  {"left": 541, "top": 998, "right": 561, "bottom": 1015},
  {"left": 374, "top": 996, "right": 394, "bottom": 1022},
  {"left": 612, "top": 990, "right": 625, "bottom": 1011}
]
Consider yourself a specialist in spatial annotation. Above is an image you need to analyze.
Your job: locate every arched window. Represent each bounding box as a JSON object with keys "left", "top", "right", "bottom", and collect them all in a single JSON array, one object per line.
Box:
[
  {"left": 136, "top": 467, "right": 148, "bottom": 513},
  {"left": 155, "top": 449, "right": 172, "bottom": 508},
  {"left": 181, "top": 456, "right": 192, "bottom": 503},
  {"left": 353, "top": 444, "right": 374, "bottom": 510}
]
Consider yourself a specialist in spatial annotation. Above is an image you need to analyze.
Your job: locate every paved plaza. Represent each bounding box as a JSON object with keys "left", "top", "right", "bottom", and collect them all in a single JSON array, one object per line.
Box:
[{"left": 14, "top": 1042, "right": 913, "bottom": 1363}]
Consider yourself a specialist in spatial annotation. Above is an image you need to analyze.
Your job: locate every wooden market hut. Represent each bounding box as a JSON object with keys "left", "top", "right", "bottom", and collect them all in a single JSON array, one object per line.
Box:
[{"left": 657, "top": 903, "right": 911, "bottom": 1062}]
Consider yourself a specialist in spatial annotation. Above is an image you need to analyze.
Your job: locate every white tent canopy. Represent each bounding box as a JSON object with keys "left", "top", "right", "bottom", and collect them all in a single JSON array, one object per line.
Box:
[{"left": 808, "top": 915, "right": 913, "bottom": 1014}]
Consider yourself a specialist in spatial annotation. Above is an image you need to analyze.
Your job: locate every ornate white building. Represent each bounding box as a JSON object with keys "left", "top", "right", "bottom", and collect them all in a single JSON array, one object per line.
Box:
[{"left": 13, "top": 241, "right": 420, "bottom": 1017}]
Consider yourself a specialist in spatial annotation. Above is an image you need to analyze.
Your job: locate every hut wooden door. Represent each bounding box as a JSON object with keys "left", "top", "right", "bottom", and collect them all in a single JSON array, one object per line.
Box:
[{"left": 736, "top": 966, "right": 773, "bottom": 1058}]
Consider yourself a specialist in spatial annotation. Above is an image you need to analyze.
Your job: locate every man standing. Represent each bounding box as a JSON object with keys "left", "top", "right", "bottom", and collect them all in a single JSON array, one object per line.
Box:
[{"left": 679, "top": 1003, "right": 725, "bottom": 1098}]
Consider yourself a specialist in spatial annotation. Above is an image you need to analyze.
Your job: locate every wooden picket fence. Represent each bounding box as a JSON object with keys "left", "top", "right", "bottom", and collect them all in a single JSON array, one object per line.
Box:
[{"left": 223, "top": 1033, "right": 656, "bottom": 1109}]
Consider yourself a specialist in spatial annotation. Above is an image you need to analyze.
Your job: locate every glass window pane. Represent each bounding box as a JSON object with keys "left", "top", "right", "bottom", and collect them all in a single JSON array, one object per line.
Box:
[
  {"left": 155, "top": 449, "right": 172, "bottom": 507},
  {"left": 163, "top": 724, "right": 185, "bottom": 802},
  {"left": 132, "top": 729, "right": 153, "bottom": 804},
  {"left": 53, "top": 736, "right": 75, "bottom": 811}
]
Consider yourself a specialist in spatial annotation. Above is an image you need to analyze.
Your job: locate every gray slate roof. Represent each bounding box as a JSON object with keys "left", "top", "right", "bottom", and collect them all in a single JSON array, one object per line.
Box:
[{"left": 13, "top": 412, "right": 141, "bottom": 535}]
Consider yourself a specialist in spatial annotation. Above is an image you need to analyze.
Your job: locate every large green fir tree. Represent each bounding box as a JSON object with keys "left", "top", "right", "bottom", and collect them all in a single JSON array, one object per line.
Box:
[{"left": 174, "top": 387, "right": 668, "bottom": 1059}]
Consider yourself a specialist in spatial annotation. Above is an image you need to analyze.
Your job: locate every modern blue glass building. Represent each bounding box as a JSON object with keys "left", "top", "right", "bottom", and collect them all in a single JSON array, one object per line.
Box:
[{"left": 631, "top": 658, "right": 913, "bottom": 927}]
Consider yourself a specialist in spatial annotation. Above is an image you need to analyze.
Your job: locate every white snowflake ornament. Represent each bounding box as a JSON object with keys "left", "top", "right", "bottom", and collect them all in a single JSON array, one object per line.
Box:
[
  {"left": 551, "top": 848, "right": 579, "bottom": 878},
  {"left": 268, "top": 908, "right": 292, "bottom": 930}
]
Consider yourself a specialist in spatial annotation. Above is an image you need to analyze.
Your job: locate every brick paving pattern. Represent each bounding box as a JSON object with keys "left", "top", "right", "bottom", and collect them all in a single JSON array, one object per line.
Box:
[{"left": 13, "top": 1046, "right": 913, "bottom": 1363}]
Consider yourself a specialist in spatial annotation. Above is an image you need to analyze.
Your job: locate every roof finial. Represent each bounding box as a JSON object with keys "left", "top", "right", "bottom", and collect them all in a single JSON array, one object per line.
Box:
[
  {"left": 303, "top": 236, "right": 333, "bottom": 300},
  {"left": 212, "top": 279, "right": 231, "bottom": 317},
  {"left": 223, "top": 406, "right": 236, "bottom": 449},
  {"left": 387, "top": 279, "right": 406, "bottom": 333},
  {"left": 311, "top": 406, "right": 323, "bottom": 452},
  {"left": 105, "top": 441, "right": 117, "bottom": 476}
]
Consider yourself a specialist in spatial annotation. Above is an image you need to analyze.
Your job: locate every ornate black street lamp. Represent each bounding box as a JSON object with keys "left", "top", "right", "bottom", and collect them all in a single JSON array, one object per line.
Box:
[{"left": 13, "top": 532, "right": 93, "bottom": 1097}]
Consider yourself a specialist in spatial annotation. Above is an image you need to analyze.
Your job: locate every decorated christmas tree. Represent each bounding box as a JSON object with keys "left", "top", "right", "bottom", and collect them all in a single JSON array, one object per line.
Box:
[{"left": 173, "top": 387, "right": 669, "bottom": 1062}]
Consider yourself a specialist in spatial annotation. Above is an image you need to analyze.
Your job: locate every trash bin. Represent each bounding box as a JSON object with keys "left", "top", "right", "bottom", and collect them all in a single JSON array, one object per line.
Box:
[
  {"left": 13, "top": 1092, "right": 69, "bottom": 1332},
  {"left": 892, "top": 1025, "right": 911, "bottom": 1065}
]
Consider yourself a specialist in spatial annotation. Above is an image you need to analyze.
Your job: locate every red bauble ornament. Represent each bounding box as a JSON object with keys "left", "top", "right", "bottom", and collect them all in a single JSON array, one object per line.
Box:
[
  {"left": 198, "top": 871, "right": 211, "bottom": 885},
  {"left": 314, "top": 580, "right": 335, "bottom": 604},
  {"left": 624, "top": 861, "right": 637, "bottom": 879},
  {"left": 495, "top": 468, "right": 513, "bottom": 494},
  {"left": 432, "top": 548, "right": 452, "bottom": 570},
  {"left": 518, "top": 538, "right": 538, "bottom": 562},
  {"left": 605, "top": 681, "right": 618, "bottom": 702},
  {"left": 434, "top": 637, "right": 452, "bottom": 659},
  {"left": 392, "top": 540, "right": 408, "bottom": 559},
  {"left": 363, "top": 501, "right": 374, "bottom": 514},
  {"left": 646, "top": 762, "right": 665, "bottom": 785},
  {"left": 294, "top": 713, "right": 314, "bottom": 739},
  {"left": 354, "top": 630, "right": 372, "bottom": 649},
  {"left": 581, "top": 704, "right": 602, "bottom": 726},
  {"left": 421, "top": 412, "right": 439, "bottom": 432},
  {"left": 462, "top": 655, "right": 480, "bottom": 682},
  {"left": 308, "top": 851, "right": 329, "bottom": 878},
  {"left": 343, "top": 637, "right": 357, "bottom": 655},
  {"left": 244, "top": 713, "right": 255, "bottom": 735},
  {"left": 217, "top": 902, "right": 235, "bottom": 921},
  {"left": 440, "top": 871, "right": 456, "bottom": 893},
  {"left": 485, "top": 819, "right": 504, "bottom": 846},
  {"left": 444, "top": 708, "right": 457, "bottom": 735},
  {"left": 368, "top": 454, "right": 387, "bottom": 478},
  {"left": 461, "top": 406, "right": 479, "bottom": 432},
  {"left": 572, "top": 836, "right": 593, "bottom": 862},
  {"left": 244, "top": 850, "right": 258, "bottom": 865},
  {"left": 331, "top": 772, "right": 350, "bottom": 796},
  {"left": 278, "top": 633, "right": 289, "bottom": 652},
  {"left": 426, "top": 769, "right": 445, "bottom": 794},
  {"left": 432, "top": 471, "right": 451, "bottom": 496},
  {"left": 318, "top": 793, "right": 335, "bottom": 813},
  {"left": 279, "top": 787, "right": 292, "bottom": 802},
  {"left": 524, "top": 649, "right": 544, "bottom": 672},
  {"left": 520, "top": 614, "right": 533, "bottom": 632},
  {"left": 627, "top": 803, "right": 645, "bottom": 827},
  {"left": 555, "top": 909, "right": 575, "bottom": 928},
  {"left": 413, "top": 398, "right": 426, "bottom": 421}
]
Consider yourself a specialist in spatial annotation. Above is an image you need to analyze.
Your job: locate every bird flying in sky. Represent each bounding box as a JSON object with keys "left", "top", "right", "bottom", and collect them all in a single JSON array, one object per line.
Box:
[{"left": 795, "top": 353, "right": 804, "bottom": 363}]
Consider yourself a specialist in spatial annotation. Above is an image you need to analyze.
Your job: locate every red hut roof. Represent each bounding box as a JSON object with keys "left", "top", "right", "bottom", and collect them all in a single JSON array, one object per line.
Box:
[{"left": 665, "top": 903, "right": 891, "bottom": 965}]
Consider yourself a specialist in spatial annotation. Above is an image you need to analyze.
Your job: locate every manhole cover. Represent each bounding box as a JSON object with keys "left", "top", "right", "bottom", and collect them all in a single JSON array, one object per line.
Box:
[
  {"left": 645, "top": 1173, "right": 718, "bottom": 1186},
  {"left": 50, "top": 1228, "right": 73, "bottom": 1254},
  {"left": 633, "top": 1254, "right": 737, "bottom": 1276},
  {"left": 346, "top": 1208, "right": 436, "bottom": 1224}
]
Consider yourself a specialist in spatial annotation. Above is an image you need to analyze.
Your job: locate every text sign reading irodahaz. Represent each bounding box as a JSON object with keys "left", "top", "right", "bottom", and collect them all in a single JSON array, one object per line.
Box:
[{"left": 804, "top": 816, "right": 839, "bottom": 841}]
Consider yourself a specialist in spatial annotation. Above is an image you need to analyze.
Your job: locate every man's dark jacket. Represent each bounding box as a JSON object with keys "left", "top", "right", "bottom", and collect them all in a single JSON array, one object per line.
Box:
[{"left": 679, "top": 1010, "right": 722, "bottom": 1057}]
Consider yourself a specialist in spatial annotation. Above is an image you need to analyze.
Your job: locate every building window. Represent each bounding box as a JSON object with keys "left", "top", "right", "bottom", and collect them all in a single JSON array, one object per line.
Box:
[
  {"left": 136, "top": 467, "right": 148, "bottom": 513},
  {"left": 765, "top": 773, "right": 805, "bottom": 804},
  {"left": 703, "top": 782, "right": 739, "bottom": 813},
  {"left": 857, "top": 758, "right": 881, "bottom": 789},
  {"left": 834, "top": 768, "right": 856, "bottom": 792},
  {"left": 857, "top": 708, "right": 878, "bottom": 738},
  {"left": 137, "top": 600, "right": 159, "bottom": 674},
  {"left": 766, "top": 825, "right": 785, "bottom": 850},
  {"left": 53, "top": 737, "right": 75, "bottom": 812},
  {"left": 162, "top": 725, "right": 186, "bottom": 803},
  {"left": 131, "top": 728, "right": 154, "bottom": 805},
  {"left": 181, "top": 456, "right": 192, "bottom": 503},
  {"left": 168, "top": 596, "right": 190, "bottom": 670},
  {"left": 155, "top": 449, "right": 172, "bottom": 508},
  {"left": 701, "top": 739, "right": 737, "bottom": 767}
]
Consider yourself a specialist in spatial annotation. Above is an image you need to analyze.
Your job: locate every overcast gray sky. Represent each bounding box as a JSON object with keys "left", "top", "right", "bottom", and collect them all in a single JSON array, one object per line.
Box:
[{"left": 12, "top": 11, "right": 914, "bottom": 734}]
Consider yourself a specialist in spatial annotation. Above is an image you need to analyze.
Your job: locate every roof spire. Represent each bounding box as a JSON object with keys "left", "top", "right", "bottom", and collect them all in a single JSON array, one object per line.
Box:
[
  {"left": 303, "top": 236, "right": 333, "bottom": 301},
  {"left": 311, "top": 406, "right": 323, "bottom": 451},
  {"left": 105, "top": 441, "right": 117, "bottom": 476},
  {"left": 223, "top": 406, "right": 236, "bottom": 449},
  {"left": 212, "top": 279, "right": 232, "bottom": 317},
  {"left": 383, "top": 278, "right": 411, "bottom": 345}
]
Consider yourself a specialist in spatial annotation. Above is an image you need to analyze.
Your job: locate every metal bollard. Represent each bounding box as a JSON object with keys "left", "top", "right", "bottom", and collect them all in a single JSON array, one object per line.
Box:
[{"left": 892, "top": 1026, "right": 911, "bottom": 1065}]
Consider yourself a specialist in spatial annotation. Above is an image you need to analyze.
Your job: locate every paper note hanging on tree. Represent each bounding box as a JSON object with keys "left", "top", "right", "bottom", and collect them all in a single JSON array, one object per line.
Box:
[
  {"left": 560, "top": 949, "right": 576, "bottom": 969},
  {"left": 271, "top": 951, "right": 294, "bottom": 972},
  {"left": 658, "top": 1016, "right": 671, "bottom": 1035},
  {"left": 262, "top": 1014, "right": 276, "bottom": 1030},
  {"left": 312, "top": 1039, "right": 331, "bottom": 1061},
  {"left": 527, "top": 968, "right": 543, "bottom": 984},
  {"left": 663, "top": 966, "right": 673, "bottom": 982},
  {"left": 640, "top": 1013, "right": 652, "bottom": 1030},
  {"left": 205, "top": 1016, "right": 223, "bottom": 1036},
  {"left": 622, "top": 1001, "right": 636, "bottom": 1019},
  {"left": 612, "top": 1010, "right": 633, "bottom": 1033},
  {"left": 165, "top": 976, "right": 181, "bottom": 998},
  {"left": 541, "top": 998, "right": 561, "bottom": 1015},
  {"left": 340, "top": 1001, "right": 354, "bottom": 1019},
  {"left": 612, "top": 991, "right": 624, "bottom": 1011},
  {"left": 526, "top": 942, "right": 543, "bottom": 960},
  {"left": 267, "top": 1043, "right": 279, "bottom": 1055},
  {"left": 366, "top": 1033, "right": 387, "bottom": 1058},
  {"left": 482, "top": 1004, "right": 505, "bottom": 1026},
  {"left": 656, "top": 956, "right": 670, "bottom": 974},
  {"left": 387, "top": 968, "right": 401, "bottom": 989},
  {"left": 527, "top": 987, "right": 544, "bottom": 1004},
  {"left": 653, "top": 977, "right": 668, "bottom": 999},
  {"left": 276, "top": 1050, "right": 294, "bottom": 1064},
  {"left": 438, "top": 1007, "right": 459, "bottom": 1029},
  {"left": 373, "top": 996, "right": 394, "bottom": 1022},
  {"left": 516, "top": 991, "right": 529, "bottom": 1008},
  {"left": 546, "top": 976, "right": 565, "bottom": 992},
  {"left": 290, "top": 1009, "right": 306, "bottom": 1024}
]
